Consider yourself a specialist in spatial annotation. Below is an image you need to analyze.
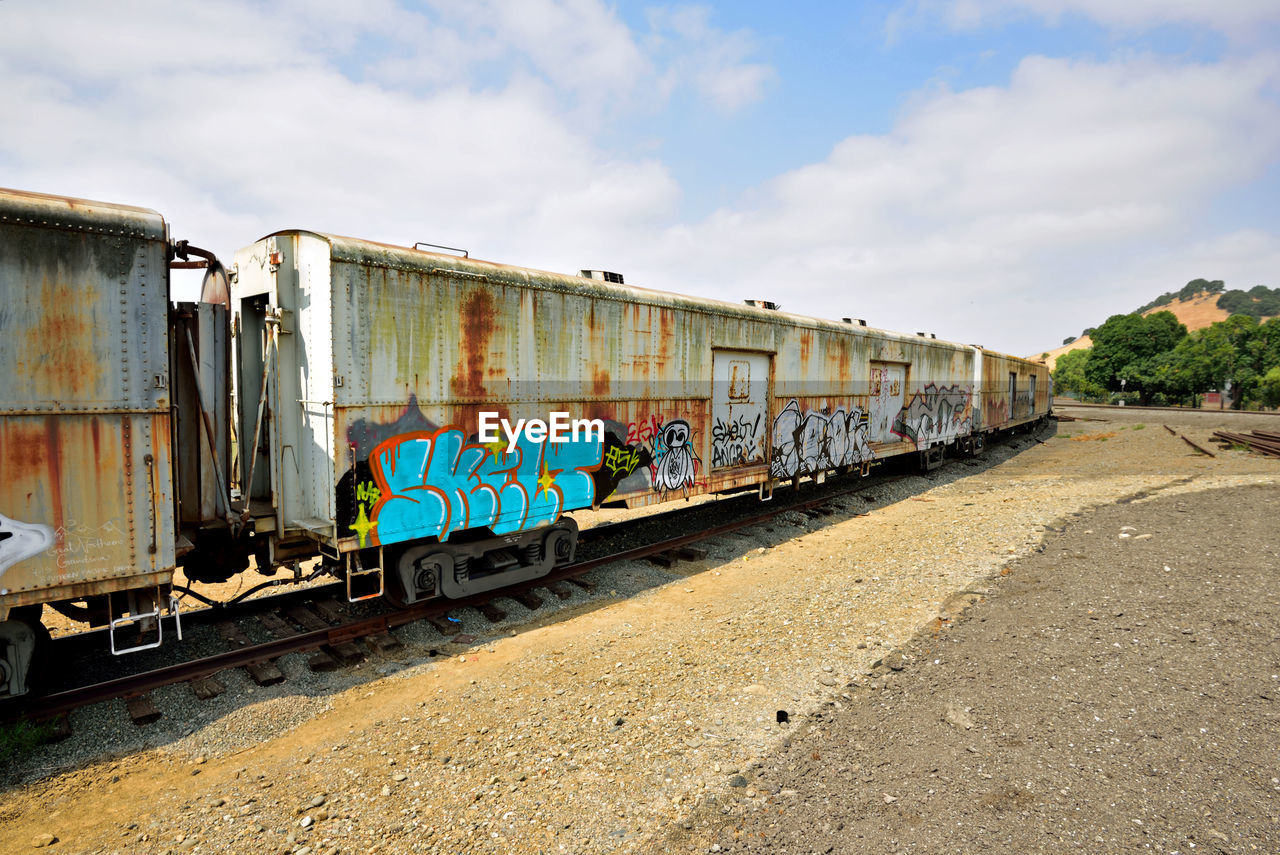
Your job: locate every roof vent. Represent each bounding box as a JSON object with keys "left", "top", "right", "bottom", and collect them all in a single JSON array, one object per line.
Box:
[
  {"left": 842, "top": 317, "right": 867, "bottom": 326},
  {"left": 581, "top": 269, "right": 624, "bottom": 284},
  {"left": 745, "top": 299, "right": 780, "bottom": 310},
  {"left": 414, "top": 241, "right": 469, "bottom": 258},
  {"left": 916, "top": 332, "right": 927, "bottom": 337},
  {"left": 930, "top": 333, "right": 937, "bottom": 339}
]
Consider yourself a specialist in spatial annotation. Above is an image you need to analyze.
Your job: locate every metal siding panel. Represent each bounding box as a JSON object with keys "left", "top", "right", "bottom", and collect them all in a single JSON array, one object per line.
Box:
[
  {"left": 243, "top": 230, "right": 1005, "bottom": 552},
  {"left": 297, "top": 235, "right": 334, "bottom": 528},
  {"left": 892, "top": 342, "right": 975, "bottom": 447},
  {"left": 711, "top": 351, "right": 770, "bottom": 469},
  {"left": 0, "top": 192, "right": 174, "bottom": 601},
  {"left": 266, "top": 233, "right": 334, "bottom": 533}
]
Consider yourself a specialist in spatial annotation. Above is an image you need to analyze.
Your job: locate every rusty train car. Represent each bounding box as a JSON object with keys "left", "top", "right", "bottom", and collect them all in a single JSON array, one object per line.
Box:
[{"left": 0, "top": 188, "right": 1050, "bottom": 698}]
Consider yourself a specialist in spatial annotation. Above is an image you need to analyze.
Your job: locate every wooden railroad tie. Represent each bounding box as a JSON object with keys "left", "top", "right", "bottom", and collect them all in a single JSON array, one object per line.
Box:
[
  {"left": 365, "top": 632, "right": 403, "bottom": 654},
  {"left": 124, "top": 693, "right": 162, "bottom": 726},
  {"left": 547, "top": 582, "right": 575, "bottom": 600},
  {"left": 427, "top": 615, "right": 460, "bottom": 635},
  {"left": 512, "top": 590, "right": 543, "bottom": 611},
  {"left": 259, "top": 610, "right": 339, "bottom": 673},
  {"left": 189, "top": 676, "right": 226, "bottom": 701},
  {"left": 478, "top": 602, "right": 507, "bottom": 623},
  {"left": 40, "top": 714, "right": 72, "bottom": 743},
  {"left": 217, "top": 621, "right": 284, "bottom": 686}
]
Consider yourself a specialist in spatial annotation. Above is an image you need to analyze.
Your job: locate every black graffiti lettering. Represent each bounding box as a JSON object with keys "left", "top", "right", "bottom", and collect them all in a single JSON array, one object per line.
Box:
[
  {"left": 892, "top": 384, "right": 973, "bottom": 444},
  {"left": 711, "top": 413, "right": 763, "bottom": 467},
  {"left": 770, "top": 400, "right": 874, "bottom": 479}
]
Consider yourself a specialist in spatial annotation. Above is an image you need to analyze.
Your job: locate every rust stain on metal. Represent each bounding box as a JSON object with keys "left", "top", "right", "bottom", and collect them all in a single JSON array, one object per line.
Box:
[
  {"left": 0, "top": 421, "right": 49, "bottom": 481},
  {"left": 25, "top": 274, "right": 99, "bottom": 397},
  {"left": 658, "top": 307, "right": 675, "bottom": 356},
  {"left": 453, "top": 288, "right": 496, "bottom": 397},
  {"left": 42, "top": 416, "right": 67, "bottom": 566},
  {"left": 828, "top": 334, "right": 853, "bottom": 386},
  {"left": 592, "top": 369, "right": 611, "bottom": 396},
  {"left": 798, "top": 328, "right": 814, "bottom": 366},
  {"left": 450, "top": 402, "right": 507, "bottom": 437}
]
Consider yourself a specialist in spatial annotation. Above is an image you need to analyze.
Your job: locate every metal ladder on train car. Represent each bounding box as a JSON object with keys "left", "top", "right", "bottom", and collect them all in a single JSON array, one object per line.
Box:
[
  {"left": 107, "top": 587, "right": 184, "bottom": 655},
  {"left": 345, "top": 549, "right": 385, "bottom": 603}
]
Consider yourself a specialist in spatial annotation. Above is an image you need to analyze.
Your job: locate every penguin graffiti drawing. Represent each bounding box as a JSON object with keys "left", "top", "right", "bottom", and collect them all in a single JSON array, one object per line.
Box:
[{"left": 651, "top": 419, "right": 698, "bottom": 493}]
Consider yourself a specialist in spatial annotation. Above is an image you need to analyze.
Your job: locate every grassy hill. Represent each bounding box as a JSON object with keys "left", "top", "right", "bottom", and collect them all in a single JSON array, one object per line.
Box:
[{"left": 1032, "top": 291, "right": 1269, "bottom": 370}]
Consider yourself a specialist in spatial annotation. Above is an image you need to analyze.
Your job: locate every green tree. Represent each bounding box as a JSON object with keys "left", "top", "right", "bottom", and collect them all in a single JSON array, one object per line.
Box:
[
  {"left": 1135, "top": 278, "right": 1225, "bottom": 313},
  {"left": 1052, "top": 348, "right": 1106, "bottom": 401},
  {"left": 1260, "top": 365, "right": 1280, "bottom": 409},
  {"left": 1163, "top": 315, "right": 1280, "bottom": 408},
  {"left": 1083, "top": 311, "right": 1188, "bottom": 405},
  {"left": 1215, "top": 285, "right": 1280, "bottom": 319},
  {"left": 1162, "top": 334, "right": 1219, "bottom": 405}
]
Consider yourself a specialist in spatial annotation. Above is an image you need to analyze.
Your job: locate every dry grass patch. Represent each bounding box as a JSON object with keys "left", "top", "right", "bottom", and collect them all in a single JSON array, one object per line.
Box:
[{"left": 1070, "top": 431, "right": 1119, "bottom": 442}]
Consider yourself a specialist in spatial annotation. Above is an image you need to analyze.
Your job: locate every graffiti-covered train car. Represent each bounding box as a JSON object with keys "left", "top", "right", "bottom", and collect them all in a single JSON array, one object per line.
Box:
[
  {"left": 0, "top": 186, "right": 1049, "bottom": 700},
  {"left": 974, "top": 347, "right": 1050, "bottom": 434},
  {"left": 231, "top": 230, "right": 1048, "bottom": 607}
]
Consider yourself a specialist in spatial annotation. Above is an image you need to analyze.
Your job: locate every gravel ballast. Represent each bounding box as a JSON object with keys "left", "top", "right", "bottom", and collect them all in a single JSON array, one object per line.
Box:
[
  {"left": 0, "top": 405, "right": 1276, "bottom": 854},
  {"left": 650, "top": 481, "right": 1280, "bottom": 854}
]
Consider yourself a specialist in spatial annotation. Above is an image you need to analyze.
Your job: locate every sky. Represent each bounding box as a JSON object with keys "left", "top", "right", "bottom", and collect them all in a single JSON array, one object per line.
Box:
[{"left": 2, "top": 0, "right": 1278, "bottom": 356}]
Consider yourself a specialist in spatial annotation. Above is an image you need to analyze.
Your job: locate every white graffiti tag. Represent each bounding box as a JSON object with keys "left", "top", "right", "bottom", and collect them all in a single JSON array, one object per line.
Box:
[{"left": 0, "top": 513, "right": 54, "bottom": 579}]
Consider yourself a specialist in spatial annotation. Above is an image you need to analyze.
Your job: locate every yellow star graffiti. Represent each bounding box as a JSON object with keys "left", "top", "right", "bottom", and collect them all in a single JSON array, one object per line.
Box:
[
  {"left": 351, "top": 502, "right": 377, "bottom": 547},
  {"left": 484, "top": 435, "right": 509, "bottom": 462},
  {"left": 536, "top": 461, "right": 558, "bottom": 499}
]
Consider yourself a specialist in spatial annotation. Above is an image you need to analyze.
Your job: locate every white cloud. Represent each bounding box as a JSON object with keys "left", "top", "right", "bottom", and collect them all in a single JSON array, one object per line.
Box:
[
  {"left": 941, "top": 0, "right": 1280, "bottom": 41},
  {"left": 647, "top": 54, "right": 1280, "bottom": 352},
  {"left": 2, "top": 1, "right": 1276, "bottom": 357},
  {"left": 0, "top": 0, "right": 691, "bottom": 261},
  {"left": 646, "top": 6, "right": 776, "bottom": 112}
]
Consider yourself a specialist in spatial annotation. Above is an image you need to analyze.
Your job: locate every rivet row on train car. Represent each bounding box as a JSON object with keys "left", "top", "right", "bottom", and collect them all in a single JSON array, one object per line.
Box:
[{"left": 0, "top": 188, "right": 1051, "bottom": 699}]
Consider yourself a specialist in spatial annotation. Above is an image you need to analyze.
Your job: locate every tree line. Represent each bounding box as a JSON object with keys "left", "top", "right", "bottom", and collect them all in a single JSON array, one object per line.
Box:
[{"left": 1053, "top": 309, "right": 1280, "bottom": 410}]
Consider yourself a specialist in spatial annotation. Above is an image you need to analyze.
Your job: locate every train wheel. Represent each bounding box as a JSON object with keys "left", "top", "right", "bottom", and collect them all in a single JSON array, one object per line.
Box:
[
  {"left": 0, "top": 605, "right": 51, "bottom": 698},
  {"left": 384, "top": 546, "right": 446, "bottom": 608},
  {"left": 383, "top": 574, "right": 412, "bottom": 610},
  {"left": 543, "top": 527, "right": 577, "bottom": 568}
]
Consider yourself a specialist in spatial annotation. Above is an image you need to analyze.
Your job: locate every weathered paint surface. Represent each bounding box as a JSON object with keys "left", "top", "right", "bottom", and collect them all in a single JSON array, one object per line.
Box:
[
  {"left": 650, "top": 418, "right": 699, "bottom": 494},
  {"left": 770, "top": 399, "right": 875, "bottom": 480},
  {"left": 710, "top": 350, "right": 770, "bottom": 471},
  {"left": 235, "top": 230, "right": 1042, "bottom": 554},
  {"left": 977, "top": 350, "right": 1050, "bottom": 431},
  {"left": 0, "top": 189, "right": 175, "bottom": 605}
]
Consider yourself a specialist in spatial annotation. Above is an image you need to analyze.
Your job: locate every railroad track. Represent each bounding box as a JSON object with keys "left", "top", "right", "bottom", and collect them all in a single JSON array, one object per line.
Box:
[
  {"left": 1058, "top": 401, "right": 1279, "bottom": 417},
  {"left": 5, "top": 424, "right": 1051, "bottom": 734}
]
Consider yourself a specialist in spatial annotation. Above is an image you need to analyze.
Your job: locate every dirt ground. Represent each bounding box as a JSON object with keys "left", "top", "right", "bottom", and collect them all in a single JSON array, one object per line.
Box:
[
  {"left": 0, "top": 405, "right": 1277, "bottom": 855},
  {"left": 649, "top": 482, "right": 1280, "bottom": 854}
]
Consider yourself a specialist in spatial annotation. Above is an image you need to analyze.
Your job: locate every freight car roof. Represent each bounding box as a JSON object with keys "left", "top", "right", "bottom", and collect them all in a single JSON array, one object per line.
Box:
[
  {"left": 254, "top": 228, "right": 973, "bottom": 352},
  {"left": 0, "top": 187, "right": 166, "bottom": 241}
]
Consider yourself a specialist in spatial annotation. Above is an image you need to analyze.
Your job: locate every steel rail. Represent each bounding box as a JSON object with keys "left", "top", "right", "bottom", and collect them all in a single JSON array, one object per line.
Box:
[{"left": 12, "top": 478, "right": 872, "bottom": 724}]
